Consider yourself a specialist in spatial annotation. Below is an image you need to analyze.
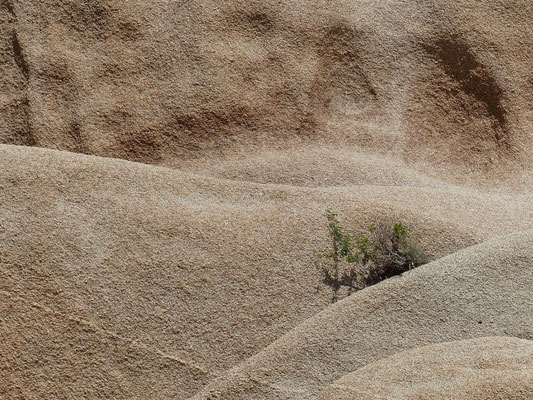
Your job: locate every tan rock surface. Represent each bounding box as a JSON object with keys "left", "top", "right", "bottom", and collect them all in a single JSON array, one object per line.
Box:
[
  {"left": 1, "top": 144, "right": 533, "bottom": 398},
  {"left": 1, "top": 0, "right": 533, "bottom": 398},
  {"left": 0, "top": 144, "right": 522, "bottom": 396},
  {"left": 1, "top": 0, "right": 532, "bottom": 184},
  {"left": 192, "top": 229, "right": 533, "bottom": 399},
  {"left": 318, "top": 337, "right": 533, "bottom": 400},
  {"left": 0, "top": 290, "right": 209, "bottom": 399}
]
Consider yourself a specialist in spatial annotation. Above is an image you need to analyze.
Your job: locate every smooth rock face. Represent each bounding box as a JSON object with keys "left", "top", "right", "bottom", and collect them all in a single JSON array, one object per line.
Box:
[
  {"left": 191, "top": 229, "right": 533, "bottom": 399},
  {"left": 2, "top": 143, "right": 533, "bottom": 399},
  {"left": 1, "top": 1, "right": 533, "bottom": 399},
  {"left": 1, "top": 0, "right": 532, "bottom": 178},
  {"left": 319, "top": 337, "right": 533, "bottom": 400}
]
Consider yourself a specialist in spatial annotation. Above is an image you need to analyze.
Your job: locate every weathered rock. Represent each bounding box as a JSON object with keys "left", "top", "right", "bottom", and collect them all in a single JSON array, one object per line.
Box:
[
  {"left": 1, "top": 0, "right": 532, "bottom": 181},
  {"left": 192, "top": 229, "right": 533, "bottom": 399},
  {"left": 1, "top": 0, "right": 533, "bottom": 398},
  {"left": 319, "top": 337, "right": 533, "bottom": 400},
  {"left": 1, "top": 144, "right": 533, "bottom": 398}
]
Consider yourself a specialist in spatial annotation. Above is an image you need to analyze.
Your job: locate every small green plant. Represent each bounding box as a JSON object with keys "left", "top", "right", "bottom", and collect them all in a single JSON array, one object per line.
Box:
[{"left": 316, "top": 209, "right": 426, "bottom": 302}]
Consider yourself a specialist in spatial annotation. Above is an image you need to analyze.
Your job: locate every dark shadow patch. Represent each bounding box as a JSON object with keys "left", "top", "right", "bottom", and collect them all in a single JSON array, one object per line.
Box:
[
  {"left": 60, "top": 0, "right": 111, "bottom": 40},
  {"left": 67, "top": 120, "right": 86, "bottom": 153},
  {"left": 169, "top": 105, "right": 258, "bottom": 146},
  {"left": 11, "top": 31, "right": 28, "bottom": 79},
  {"left": 2, "top": 0, "right": 14, "bottom": 16},
  {"left": 319, "top": 25, "right": 378, "bottom": 99},
  {"left": 405, "top": 35, "right": 516, "bottom": 172},
  {"left": 424, "top": 37, "right": 506, "bottom": 131},
  {"left": 20, "top": 97, "right": 36, "bottom": 146},
  {"left": 245, "top": 12, "right": 274, "bottom": 34},
  {"left": 224, "top": 6, "right": 276, "bottom": 36},
  {"left": 116, "top": 130, "right": 162, "bottom": 164},
  {"left": 114, "top": 19, "right": 143, "bottom": 41}
]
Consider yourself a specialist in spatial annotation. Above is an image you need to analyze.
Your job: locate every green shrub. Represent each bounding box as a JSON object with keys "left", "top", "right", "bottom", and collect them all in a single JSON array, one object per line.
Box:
[{"left": 316, "top": 209, "right": 426, "bottom": 301}]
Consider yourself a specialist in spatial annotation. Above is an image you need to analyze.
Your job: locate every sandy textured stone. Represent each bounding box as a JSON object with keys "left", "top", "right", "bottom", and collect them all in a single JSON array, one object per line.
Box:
[
  {"left": 0, "top": 0, "right": 532, "bottom": 183},
  {"left": 192, "top": 229, "right": 533, "bottom": 399},
  {"left": 1, "top": 144, "right": 533, "bottom": 398},
  {"left": 0, "top": 290, "right": 209, "bottom": 399},
  {"left": 1, "top": 0, "right": 533, "bottom": 398},
  {"left": 319, "top": 337, "right": 533, "bottom": 400}
]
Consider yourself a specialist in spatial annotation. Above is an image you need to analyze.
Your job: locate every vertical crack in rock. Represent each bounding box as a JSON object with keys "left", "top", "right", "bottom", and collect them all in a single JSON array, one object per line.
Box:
[
  {"left": 4, "top": 0, "right": 30, "bottom": 81},
  {"left": 11, "top": 30, "right": 29, "bottom": 79},
  {"left": 3, "top": 0, "right": 36, "bottom": 146},
  {"left": 20, "top": 97, "right": 36, "bottom": 145}
]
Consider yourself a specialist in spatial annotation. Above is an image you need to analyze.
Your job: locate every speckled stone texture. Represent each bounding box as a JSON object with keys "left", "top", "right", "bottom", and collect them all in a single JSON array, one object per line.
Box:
[{"left": 1, "top": 0, "right": 532, "bottom": 399}]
